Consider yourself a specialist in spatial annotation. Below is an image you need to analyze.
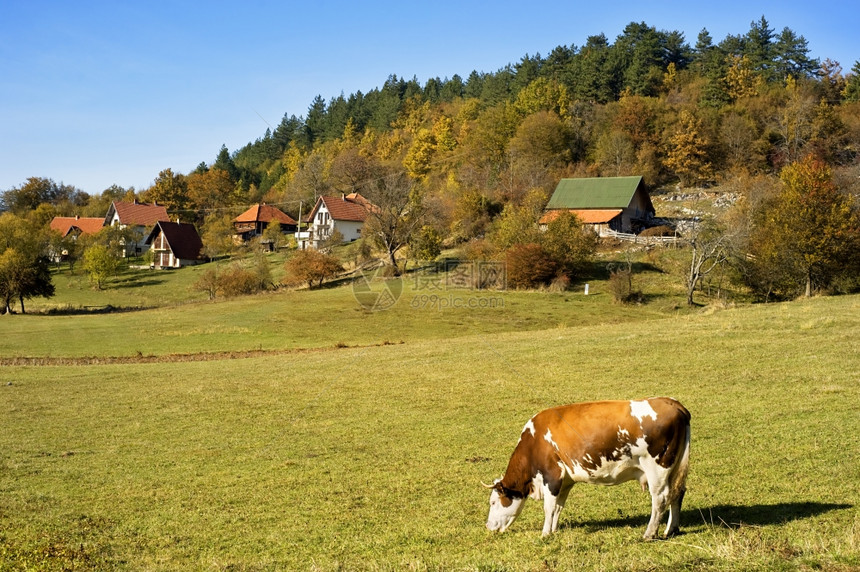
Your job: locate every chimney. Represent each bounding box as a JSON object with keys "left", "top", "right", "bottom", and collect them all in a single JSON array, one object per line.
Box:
[{"left": 342, "top": 193, "right": 346, "bottom": 201}]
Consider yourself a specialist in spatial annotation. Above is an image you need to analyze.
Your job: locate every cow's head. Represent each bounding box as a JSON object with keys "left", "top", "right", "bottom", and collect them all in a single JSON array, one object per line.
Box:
[{"left": 484, "top": 479, "right": 526, "bottom": 532}]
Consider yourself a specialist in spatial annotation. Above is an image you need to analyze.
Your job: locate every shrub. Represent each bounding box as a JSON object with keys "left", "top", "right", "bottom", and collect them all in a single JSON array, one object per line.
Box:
[
  {"left": 285, "top": 249, "right": 344, "bottom": 289},
  {"left": 461, "top": 238, "right": 498, "bottom": 262},
  {"left": 320, "top": 229, "right": 345, "bottom": 252},
  {"left": 541, "top": 211, "right": 597, "bottom": 278},
  {"left": 505, "top": 243, "right": 558, "bottom": 289},
  {"left": 409, "top": 225, "right": 443, "bottom": 262},
  {"left": 251, "top": 250, "right": 274, "bottom": 290},
  {"left": 640, "top": 225, "right": 676, "bottom": 237},
  {"left": 607, "top": 268, "right": 643, "bottom": 304},
  {"left": 344, "top": 238, "right": 374, "bottom": 269},
  {"left": 217, "top": 265, "right": 262, "bottom": 297},
  {"left": 548, "top": 274, "right": 570, "bottom": 292},
  {"left": 190, "top": 262, "right": 272, "bottom": 299},
  {"left": 192, "top": 268, "right": 219, "bottom": 300}
]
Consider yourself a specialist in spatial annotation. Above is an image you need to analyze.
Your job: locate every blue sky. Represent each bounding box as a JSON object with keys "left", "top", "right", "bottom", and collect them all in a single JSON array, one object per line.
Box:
[{"left": 2, "top": 0, "right": 858, "bottom": 195}]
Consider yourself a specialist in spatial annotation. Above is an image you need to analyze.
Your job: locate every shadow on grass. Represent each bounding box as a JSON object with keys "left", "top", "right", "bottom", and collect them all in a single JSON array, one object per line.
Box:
[
  {"left": 110, "top": 278, "right": 166, "bottom": 289},
  {"left": 37, "top": 304, "right": 154, "bottom": 316},
  {"left": 568, "top": 502, "right": 853, "bottom": 533},
  {"left": 584, "top": 261, "right": 665, "bottom": 282}
]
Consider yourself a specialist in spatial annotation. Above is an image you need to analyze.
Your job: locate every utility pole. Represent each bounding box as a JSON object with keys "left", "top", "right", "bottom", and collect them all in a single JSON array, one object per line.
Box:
[{"left": 297, "top": 199, "right": 303, "bottom": 249}]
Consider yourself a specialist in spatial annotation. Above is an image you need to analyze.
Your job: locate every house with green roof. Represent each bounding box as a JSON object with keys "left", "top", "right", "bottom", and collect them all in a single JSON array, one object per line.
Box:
[{"left": 539, "top": 176, "right": 655, "bottom": 235}]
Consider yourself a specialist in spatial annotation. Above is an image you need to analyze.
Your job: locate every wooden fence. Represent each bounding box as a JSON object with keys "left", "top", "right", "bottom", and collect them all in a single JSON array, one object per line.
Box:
[{"left": 601, "top": 228, "right": 682, "bottom": 246}]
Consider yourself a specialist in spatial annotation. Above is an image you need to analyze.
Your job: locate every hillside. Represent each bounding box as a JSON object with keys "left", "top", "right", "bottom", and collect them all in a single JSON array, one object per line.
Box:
[
  {"left": 3, "top": 15, "right": 859, "bottom": 313},
  {"left": 1, "top": 254, "right": 687, "bottom": 360}
]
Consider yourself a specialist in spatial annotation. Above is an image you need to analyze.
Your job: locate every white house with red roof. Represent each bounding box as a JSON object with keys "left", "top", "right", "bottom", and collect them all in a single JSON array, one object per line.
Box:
[
  {"left": 300, "top": 193, "right": 372, "bottom": 249},
  {"left": 47, "top": 216, "right": 105, "bottom": 263},
  {"left": 104, "top": 200, "right": 170, "bottom": 257},
  {"left": 49, "top": 216, "right": 104, "bottom": 238}
]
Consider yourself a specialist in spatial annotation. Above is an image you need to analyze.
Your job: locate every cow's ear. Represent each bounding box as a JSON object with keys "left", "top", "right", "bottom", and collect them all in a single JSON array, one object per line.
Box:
[{"left": 501, "top": 483, "right": 524, "bottom": 499}]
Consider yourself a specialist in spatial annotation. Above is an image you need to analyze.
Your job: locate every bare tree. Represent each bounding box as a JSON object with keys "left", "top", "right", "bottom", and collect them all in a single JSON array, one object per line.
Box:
[
  {"left": 330, "top": 148, "right": 379, "bottom": 194},
  {"left": 685, "top": 218, "right": 730, "bottom": 306},
  {"left": 361, "top": 171, "right": 425, "bottom": 275}
]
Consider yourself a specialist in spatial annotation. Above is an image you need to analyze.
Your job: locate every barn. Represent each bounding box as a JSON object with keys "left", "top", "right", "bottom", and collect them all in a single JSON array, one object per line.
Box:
[{"left": 540, "top": 176, "right": 655, "bottom": 236}]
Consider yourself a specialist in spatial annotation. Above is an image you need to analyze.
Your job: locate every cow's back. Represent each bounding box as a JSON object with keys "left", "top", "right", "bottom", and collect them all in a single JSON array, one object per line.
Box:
[{"left": 533, "top": 398, "right": 689, "bottom": 479}]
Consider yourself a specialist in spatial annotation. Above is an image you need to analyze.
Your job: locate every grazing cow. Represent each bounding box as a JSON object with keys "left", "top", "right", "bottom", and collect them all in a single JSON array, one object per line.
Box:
[{"left": 485, "top": 397, "right": 690, "bottom": 539}]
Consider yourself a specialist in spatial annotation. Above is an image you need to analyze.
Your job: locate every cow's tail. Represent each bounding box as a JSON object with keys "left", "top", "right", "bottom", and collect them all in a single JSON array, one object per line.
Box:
[{"left": 668, "top": 420, "right": 691, "bottom": 505}]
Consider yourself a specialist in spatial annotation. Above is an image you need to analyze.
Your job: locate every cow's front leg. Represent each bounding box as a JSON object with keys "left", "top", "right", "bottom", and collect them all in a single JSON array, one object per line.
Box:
[
  {"left": 541, "top": 486, "right": 559, "bottom": 537},
  {"left": 550, "top": 482, "right": 573, "bottom": 533},
  {"left": 541, "top": 479, "right": 572, "bottom": 536}
]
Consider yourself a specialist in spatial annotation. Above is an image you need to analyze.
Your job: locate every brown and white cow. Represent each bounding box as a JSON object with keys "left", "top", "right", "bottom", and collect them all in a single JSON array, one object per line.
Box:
[{"left": 485, "top": 397, "right": 690, "bottom": 539}]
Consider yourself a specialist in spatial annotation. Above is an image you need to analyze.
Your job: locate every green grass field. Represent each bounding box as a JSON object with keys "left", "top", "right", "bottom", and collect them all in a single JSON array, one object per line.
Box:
[
  {"left": 1, "top": 261, "right": 858, "bottom": 570},
  {"left": 2, "top": 250, "right": 693, "bottom": 360}
]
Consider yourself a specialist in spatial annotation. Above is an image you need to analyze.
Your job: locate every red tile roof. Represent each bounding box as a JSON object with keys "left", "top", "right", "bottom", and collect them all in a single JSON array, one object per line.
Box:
[
  {"left": 110, "top": 201, "right": 170, "bottom": 226},
  {"left": 308, "top": 194, "right": 372, "bottom": 223},
  {"left": 49, "top": 216, "right": 104, "bottom": 236},
  {"left": 233, "top": 204, "right": 297, "bottom": 225},
  {"left": 539, "top": 209, "right": 623, "bottom": 225},
  {"left": 344, "top": 192, "right": 376, "bottom": 211}
]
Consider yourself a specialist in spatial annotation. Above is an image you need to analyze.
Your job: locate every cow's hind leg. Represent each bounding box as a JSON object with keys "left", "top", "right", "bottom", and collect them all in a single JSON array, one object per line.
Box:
[
  {"left": 664, "top": 486, "right": 685, "bottom": 537},
  {"left": 643, "top": 487, "right": 670, "bottom": 540}
]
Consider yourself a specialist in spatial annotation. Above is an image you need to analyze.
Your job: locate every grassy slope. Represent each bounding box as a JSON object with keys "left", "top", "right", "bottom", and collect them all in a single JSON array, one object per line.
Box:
[
  {"left": 2, "top": 251, "right": 689, "bottom": 359},
  {"left": 1, "top": 295, "right": 858, "bottom": 570}
]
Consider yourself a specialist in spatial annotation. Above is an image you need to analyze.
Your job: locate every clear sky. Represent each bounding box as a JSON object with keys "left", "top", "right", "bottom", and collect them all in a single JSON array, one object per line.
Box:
[{"left": 2, "top": 0, "right": 858, "bottom": 195}]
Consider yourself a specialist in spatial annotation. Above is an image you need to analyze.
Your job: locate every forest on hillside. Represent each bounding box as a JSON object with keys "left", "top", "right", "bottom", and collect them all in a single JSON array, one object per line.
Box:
[
  {"left": 2, "top": 17, "right": 860, "bottom": 307},
  {"left": 5, "top": 17, "right": 860, "bottom": 219}
]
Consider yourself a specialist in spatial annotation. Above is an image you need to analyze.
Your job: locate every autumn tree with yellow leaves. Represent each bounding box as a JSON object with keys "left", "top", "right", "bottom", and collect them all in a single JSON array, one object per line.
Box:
[
  {"left": 664, "top": 110, "right": 714, "bottom": 187},
  {"left": 745, "top": 156, "right": 860, "bottom": 298}
]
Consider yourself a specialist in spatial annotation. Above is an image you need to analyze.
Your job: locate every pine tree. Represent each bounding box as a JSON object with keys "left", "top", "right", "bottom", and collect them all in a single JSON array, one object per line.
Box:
[
  {"left": 844, "top": 60, "right": 860, "bottom": 101},
  {"left": 773, "top": 27, "right": 819, "bottom": 80},
  {"left": 745, "top": 16, "right": 775, "bottom": 80}
]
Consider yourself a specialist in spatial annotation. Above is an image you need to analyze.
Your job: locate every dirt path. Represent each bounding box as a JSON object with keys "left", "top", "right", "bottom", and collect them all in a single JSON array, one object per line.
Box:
[{"left": 0, "top": 341, "right": 403, "bottom": 367}]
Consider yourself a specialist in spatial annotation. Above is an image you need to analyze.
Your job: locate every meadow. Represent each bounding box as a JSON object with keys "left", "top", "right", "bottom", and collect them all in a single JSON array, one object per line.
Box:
[
  {"left": 1, "top": 262, "right": 858, "bottom": 570},
  {"left": 1, "top": 249, "right": 690, "bottom": 359}
]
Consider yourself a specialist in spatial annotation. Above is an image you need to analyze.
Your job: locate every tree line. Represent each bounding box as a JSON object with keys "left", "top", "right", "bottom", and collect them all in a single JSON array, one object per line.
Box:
[{"left": 2, "top": 16, "right": 859, "bottom": 308}]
